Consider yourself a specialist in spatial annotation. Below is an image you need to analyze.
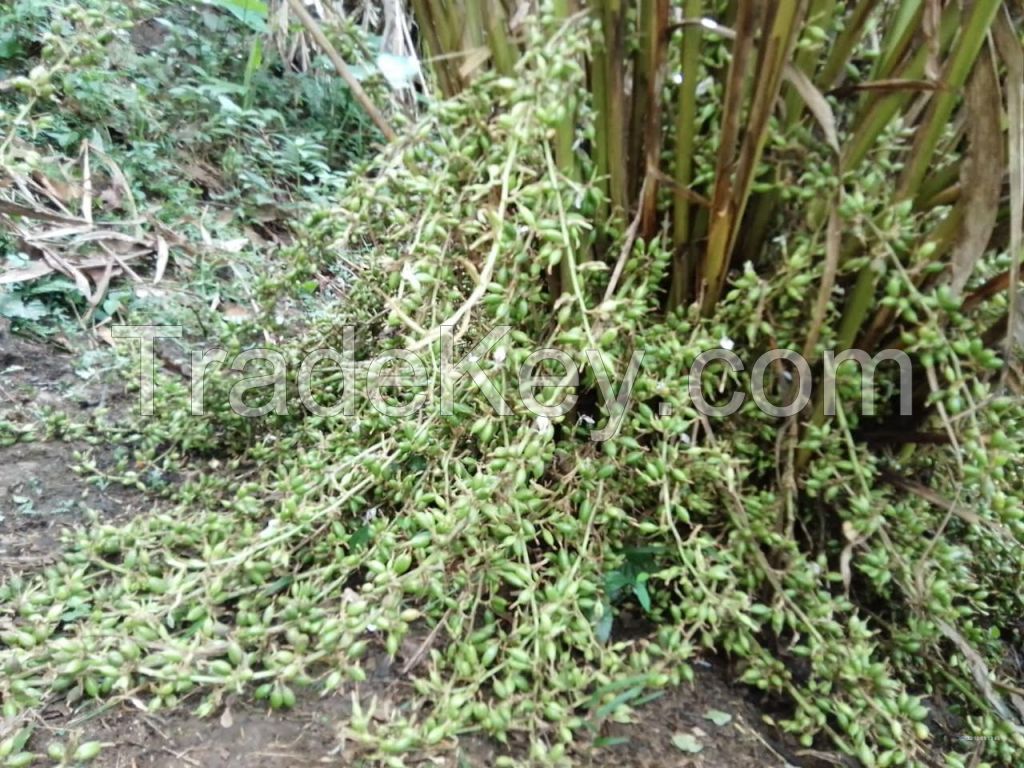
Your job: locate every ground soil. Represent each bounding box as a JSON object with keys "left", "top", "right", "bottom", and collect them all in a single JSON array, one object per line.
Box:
[
  {"left": 21, "top": 661, "right": 804, "bottom": 768},
  {"left": 0, "top": 334, "right": 138, "bottom": 569},
  {"left": 0, "top": 334, "right": 815, "bottom": 767}
]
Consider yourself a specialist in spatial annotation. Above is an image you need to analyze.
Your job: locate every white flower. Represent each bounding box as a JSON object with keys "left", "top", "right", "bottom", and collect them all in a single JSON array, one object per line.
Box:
[
  {"left": 719, "top": 336, "right": 735, "bottom": 351},
  {"left": 493, "top": 346, "right": 507, "bottom": 363},
  {"left": 534, "top": 415, "right": 552, "bottom": 433}
]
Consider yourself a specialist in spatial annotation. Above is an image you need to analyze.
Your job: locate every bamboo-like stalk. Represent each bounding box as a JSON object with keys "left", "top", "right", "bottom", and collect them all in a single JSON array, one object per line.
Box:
[
  {"left": 702, "top": 0, "right": 804, "bottom": 315},
  {"left": 667, "top": 0, "right": 702, "bottom": 311},
  {"left": 628, "top": 0, "right": 656, "bottom": 202},
  {"left": 429, "top": 0, "right": 466, "bottom": 94},
  {"left": 552, "top": 0, "right": 578, "bottom": 185},
  {"left": 781, "top": 0, "right": 835, "bottom": 125},
  {"left": 897, "top": 0, "right": 1003, "bottom": 199},
  {"left": 637, "top": 0, "right": 668, "bottom": 239},
  {"left": 464, "top": 0, "right": 483, "bottom": 51},
  {"left": 484, "top": 0, "right": 518, "bottom": 77},
  {"left": 742, "top": 0, "right": 836, "bottom": 272},
  {"left": 589, "top": 18, "right": 611, "bottom": 226},
  {"left": 727, "top": 0, "right": 803, "bottom": 248},
  {"left": 791, "top": 0, "right": 957, "bottom": 471},
  {"left": 552, "top": 0, "right": 578, "bottom": 299},
  {"left": 842, "top": 1, "right": 960, "bottom": 173},
  {"left": 699, "top": 0, "right": 757, "bottom": 316},
  {"left": 596, "top": 0, "right": 628, "bottom": 216},
  {"left": 408, "top": 0, "right": 458, "bottom": 97},
  {"left": 802, "top": 3, "right": 961, "bottom": 418},
  {"left": 994, "top": 8, "right": 1024, "bottom": 373},
  {"left": 915, "top": 162, "right": 961, "bottom": 210},
  {"left": 816, "top": 0, "right": 880, "bottom": 89},
  {"left": 463, "top": 0, "right": 486, "bottom": 55},
  {"left": 870, "top": 0, "right": 924, "bottom": 82},
  {"left": 825, "top": 0, "right": 1001, "bottom": 383}
]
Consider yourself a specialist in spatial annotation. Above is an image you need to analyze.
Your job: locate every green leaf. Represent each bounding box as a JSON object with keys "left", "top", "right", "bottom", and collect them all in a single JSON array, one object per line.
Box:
[
  {"left": 0, "top": 293, "right": 48, "bottom": 321},
  {"left": 595, "top": 685, "right": 644, "bottom": 719},
  {"left": 704, "top": 708, "right": 733, "bottom": 726},
  {"left": 593, "top": 736, "right": 630, "bottom": 748},
  {"left": 72, "top": 741, "right": 103, "bottom": 762},
  {"left": 10, "top": 727, "right": 33, "bottom": 754},
  {"left": 632, "top": 579, "right": 651, "bottom": 612},
  {"left": 595, "top": 606, "right": 614, "bottom": 644},
  {"left": 205, "top": 0, "right": 268, "bottom": 32},
  {"left": 242, "top": 36, "right": 263, "bottom": 110},
  {"left": 671, "top": 732, "right": 703, "bottom": 753},
  {"left": 0, "top": 33, "right": 24, "bottom": 60},
  {"left": 348, "top": 524, "right": 371, "bottom": 550}
]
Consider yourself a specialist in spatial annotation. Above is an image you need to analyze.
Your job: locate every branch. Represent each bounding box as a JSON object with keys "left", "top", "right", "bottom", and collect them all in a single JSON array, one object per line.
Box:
[{"left": 285, "top": 0, "right": 397, "bottom": 142}]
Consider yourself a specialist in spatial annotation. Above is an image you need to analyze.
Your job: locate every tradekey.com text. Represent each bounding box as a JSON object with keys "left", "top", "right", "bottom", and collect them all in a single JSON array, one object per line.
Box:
[{"left": 112, "top": 325, "right": 914, "bottom": 441}]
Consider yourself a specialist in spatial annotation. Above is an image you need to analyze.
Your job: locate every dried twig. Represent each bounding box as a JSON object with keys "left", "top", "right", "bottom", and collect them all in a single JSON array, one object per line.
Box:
[{"left": 285, "top": 0, "right": 397, "bottom": 141}]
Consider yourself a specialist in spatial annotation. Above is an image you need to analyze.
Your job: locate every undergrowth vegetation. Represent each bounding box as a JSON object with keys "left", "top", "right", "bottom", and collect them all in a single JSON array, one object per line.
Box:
[
  {"left": 0, "top": 0, "right": 378, "bottom": 335},
  {"left": 1, "top": 2, "right": 1024, "bottom": 768}
]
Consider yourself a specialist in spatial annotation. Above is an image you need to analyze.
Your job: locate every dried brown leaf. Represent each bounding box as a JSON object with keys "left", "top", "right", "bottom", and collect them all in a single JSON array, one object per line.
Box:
[
  {"left": 98, "top": 185, "right": 124, "bottom": 211},
  {"left": 86, "top": 259, "right": 115, "bottom": 310},
  {"left": 37, "top": 247, "right": 91, "bottom": 298},
  {"left": 0, "top": 262, "right": 54, "bottom": 285},
  {"left": 994, "top": 10, "right": 1023, "bottom": 367},
  {"left": 217, "top": 237, "right": 249, "bottom": 254},
  {"left": 24, "top": 224, "right": 94, "bottom": 242},
  {"left": 936, "top": 619, "right": 1024, "bottom": 734},
  {"left": 0, "top": 200, "right": 86, "bottom": 225},
  {"left": 923, "top": 0, "right": 942, "bottom": 81},
  {"left": 830, "top": 78, "right": 941, "bottom": 97},
  {"left": 784, "top": 64, "right": 840, "bottom": 153},
  {"left": 458, "top": 46, "right": 492, "bottom": 80},
  {"left": 181, "top": 161, "right": 224, "bottom": 191},
  {"left": 81, "top": 140, "right": 94, "bottom": 224},
  {"left": 94, "top": 325, "right": 116, "bottom": 348},
  {"left": 220, "top": 303, "right": 253, "bottom": 322},
  {"left": 154, "top": 235, "right": 169, "bottom": 284},
  {"left": 950, "top": 49, "right": 1003, "bottom": 295}
]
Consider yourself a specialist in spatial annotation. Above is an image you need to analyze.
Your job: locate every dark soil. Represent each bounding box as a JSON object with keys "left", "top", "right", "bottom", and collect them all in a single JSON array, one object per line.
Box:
[
  {"left": 22, "top": 660, "right": 803, "bottom": 768},
  {"left": 0, "top": 334, "right": 138, "bottom": 568},
  {"left": 0, "top": 335, "right": 811, "bottom": 767}
]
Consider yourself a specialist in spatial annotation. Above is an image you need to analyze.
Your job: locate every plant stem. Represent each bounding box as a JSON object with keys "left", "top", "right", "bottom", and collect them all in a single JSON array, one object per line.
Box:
[
  {"left": 667, "top": 0, "right": 701, "bottom": 311},
  {"left": 286, "top": 0, "right": 397, "bottom": 141}
]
